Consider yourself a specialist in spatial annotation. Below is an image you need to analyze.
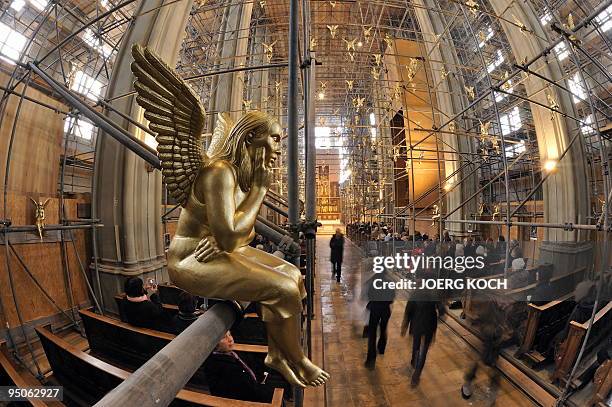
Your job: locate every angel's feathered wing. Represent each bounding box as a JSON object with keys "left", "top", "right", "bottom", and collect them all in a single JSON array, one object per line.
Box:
[
  {"left": 207, "top": 112, "right": 234, "bottom": 157},
  {"left": 131, "top": 44, "right": 206, "bottom": 207}
]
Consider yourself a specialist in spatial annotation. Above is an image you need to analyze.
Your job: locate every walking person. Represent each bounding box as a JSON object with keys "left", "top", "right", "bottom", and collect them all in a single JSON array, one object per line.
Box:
[
  {"left": 364, "top": 269, "right": 396, "bottom": 369},
  {"left": 401, "top": 285, "right": 445, "bottom": 386},
  {"left": 461, "top": 296, "right": 505, "bottom": 405},
  {"left": 330, "top": 228, "right": 345, "bottom": 283}
]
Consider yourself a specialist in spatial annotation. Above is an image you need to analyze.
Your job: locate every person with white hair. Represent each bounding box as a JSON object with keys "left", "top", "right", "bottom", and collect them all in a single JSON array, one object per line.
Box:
[
  {"left": 455, "top": 243, "right": 465, "bottom": 257},
  {"left": 472, "top": 245, "right": 488, "bottom": 277},
  {"left": 507, "top": 257, "right": 529, "bottom": 289}
]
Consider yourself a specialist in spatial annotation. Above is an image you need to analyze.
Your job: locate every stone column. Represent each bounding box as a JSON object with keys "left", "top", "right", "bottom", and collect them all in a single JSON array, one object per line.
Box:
[
  {"left": 207, "top": 0, "right": 254, "bottom": 128},
  {"left": 93, "top": 0, "right": 194, "bottom": 313},
  {"left": 413, "top": 0, "right": 479, "bottom": 237},
  {"left": 487, "top": 0, "right": 590, "bottom": 242}
]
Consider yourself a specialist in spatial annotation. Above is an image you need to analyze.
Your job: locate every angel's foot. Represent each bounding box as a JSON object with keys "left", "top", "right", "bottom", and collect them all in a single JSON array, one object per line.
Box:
[
  {"left": 265, "top": 354, "right": 306, "bottom": 388},
  {"left": 292, "top": 357, "right": 330, "bottom": 387}
]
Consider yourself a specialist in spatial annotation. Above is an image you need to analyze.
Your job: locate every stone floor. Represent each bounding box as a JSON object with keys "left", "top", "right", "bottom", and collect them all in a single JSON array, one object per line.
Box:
[{"left": 315, "top": 235, "right": 537, "bottom": 407}]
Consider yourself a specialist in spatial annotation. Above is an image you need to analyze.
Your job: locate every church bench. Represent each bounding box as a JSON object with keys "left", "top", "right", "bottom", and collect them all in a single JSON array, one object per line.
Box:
[
  {"left": 78, "top": 309, "right": 286, "bottom": 392},
  {"left": 158, "top": 284, "right": 258, "bottom": 315},
  {"left": 114, "top": 294, "right": 266, "bottom": 344},
  {"left": 516, "top": 293, "right": 575, "bottom": 363},
  {"left": 115, "top": 292, "right": 180, "bottom": 314},
  {"left": 551, "top": 301, "right": 612, "bottom": 383},
  {"left": 505, "top": 267, "right": 586, "bottom": 302},
  {"left": 0, "top": 342, "right": 65, "bottom": 407},
  {"left": 35, "top": 325, "right": 283, "bottom": 407},
  {"left": 589, "top": 360, "right": 611, "bottom": 407},
  {"left": 463, "top": 267, "right": 586, "bottom": 321}
]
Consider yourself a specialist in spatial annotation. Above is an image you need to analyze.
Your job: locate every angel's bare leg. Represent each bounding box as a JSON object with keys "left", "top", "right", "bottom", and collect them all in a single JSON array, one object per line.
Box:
[
  {"left": 169, "top": 249, "right": 329, "bottom": 386},
  {"left": 265, "top": 315, "right": 330, "bottom": 387},
  {"left": 264, "top": 330, "right": 306, "bottom": 387}
]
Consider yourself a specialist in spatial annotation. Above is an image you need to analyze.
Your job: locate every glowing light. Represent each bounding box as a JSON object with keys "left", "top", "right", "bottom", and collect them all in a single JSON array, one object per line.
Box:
[
  {"left": 318, "top": 91, "right": 325, "bottom": 100},
  {"left": 443, "top": 181, "right": 453, "bottom": 192},
  {"left": 357, "top": 41, "right": 363, "bottom": 47},
  {"left": 543, "top": 160, "right": 557, "bottom": 172}
]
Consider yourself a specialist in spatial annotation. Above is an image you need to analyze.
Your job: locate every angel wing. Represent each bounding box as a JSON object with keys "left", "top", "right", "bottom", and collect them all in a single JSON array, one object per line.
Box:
[
  {"left": 130, "top": 44, "right": 206, "bottom": 207},
  {"left": 207, "top": 112, "right": 235, "bottom": 157}
]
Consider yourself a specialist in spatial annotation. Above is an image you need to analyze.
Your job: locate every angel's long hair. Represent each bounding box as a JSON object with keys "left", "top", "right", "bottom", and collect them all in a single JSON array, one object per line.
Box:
[{"left": 207, "top": 111, "right": 276, "bottom": 192}]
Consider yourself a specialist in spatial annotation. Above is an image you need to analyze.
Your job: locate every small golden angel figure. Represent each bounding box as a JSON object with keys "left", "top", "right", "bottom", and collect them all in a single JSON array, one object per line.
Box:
[
  {"left": 30, "top": 197, "right": 50, "bottom": 240},
  {"left": 431, "top": 204, "right": 441, "bottom": 226},
  {"left": 465, "top": 85, "right": 475, "bottom": 100},
  {"left": 492, "top": 204, "right": 501, "bottom": 221},
  {"left": 343, "top": 38, "right": 357, "bottom": 52},
  {"left": 262, "top": 40, "right": 277, "bottom": 63},
  {"left": 327, "top": 24, "right": 339, "bottom": 39}
]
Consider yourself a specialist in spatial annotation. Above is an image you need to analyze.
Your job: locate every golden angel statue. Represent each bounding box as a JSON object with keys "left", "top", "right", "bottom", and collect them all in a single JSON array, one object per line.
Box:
[
  {"left": 130, "top": 44, "right": 329, "bottom": 387},
  {"left": 29, "top": 197, "right": 50, "bottom": 240},
  {"left": 431, "top": 204, "right": 441, "bottom": 226}
]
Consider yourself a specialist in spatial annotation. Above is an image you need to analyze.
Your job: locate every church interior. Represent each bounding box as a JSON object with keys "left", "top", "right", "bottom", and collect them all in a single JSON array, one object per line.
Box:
[{"left": 0, "top": 0, "right": 610, "bottom": 406}]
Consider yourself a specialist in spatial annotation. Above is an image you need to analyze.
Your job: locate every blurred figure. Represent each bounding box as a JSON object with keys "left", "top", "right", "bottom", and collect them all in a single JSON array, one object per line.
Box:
[
  {"left": 401, "top": 287, "right": 445, "bottom": 386},
  {"left": 364, "top": 270, "right": 396, "bottom": 369},
  {"left": 461, "top": 297, "right": 505, "bottom": 405},
  {"left": 330, "top": 228, "right": 345, "bottom": 283},
  {"left": 507, "top": 257, "right": 528, "bottom": 289}
]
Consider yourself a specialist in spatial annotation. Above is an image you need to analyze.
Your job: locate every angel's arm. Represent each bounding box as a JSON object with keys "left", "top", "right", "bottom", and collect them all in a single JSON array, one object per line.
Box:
[{"left": 201, "top": 161, "right": 266, "bottom": 252}]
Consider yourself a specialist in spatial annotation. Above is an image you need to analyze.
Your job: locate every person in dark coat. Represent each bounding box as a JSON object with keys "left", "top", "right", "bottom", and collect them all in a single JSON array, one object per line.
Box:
[
  {"left": 364, "top": 269, "right": 396, "bottom": 369},
  {"left": 123, "top": 277, "right": 166, "bottom": 330},
  {"left": 204, "top": 331, "right": 275, "bottom": 403},
  {"left": 170, "top": 291, "right": 201, "bottom": 334},
  {"left": 461, "top": 296, "right": 505, "bottom": 403},
  {"left": 401, "top": 287, "right": 445, "bottom": 386},
  {"left": 329, "top": 229, "right": 345, "bottom": 283}
]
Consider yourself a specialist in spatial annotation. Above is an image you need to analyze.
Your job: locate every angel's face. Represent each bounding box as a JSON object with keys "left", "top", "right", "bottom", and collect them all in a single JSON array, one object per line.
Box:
[{"left": 249, "top": 122, "right": 282, "bottom": 167}]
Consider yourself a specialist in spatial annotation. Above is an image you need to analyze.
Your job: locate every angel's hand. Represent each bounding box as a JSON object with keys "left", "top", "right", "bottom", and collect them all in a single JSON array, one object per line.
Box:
[
  {"left": 194, "top": 236, "right": 221, "bottom": 263},
  {"left": 252, "top": 147, "right": 271, "bottom": 189}
]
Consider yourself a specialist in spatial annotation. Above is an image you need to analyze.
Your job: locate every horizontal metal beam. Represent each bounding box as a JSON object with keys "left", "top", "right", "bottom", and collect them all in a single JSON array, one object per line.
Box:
[
  {"left": 0, "top": 223, "right": 102, "bottom": 233},
  {"left": 263, "top": 199, "right": 289, "bottom": 218},
  {"left": 28, "top": 63, "right": 160, "bottom": 167}
]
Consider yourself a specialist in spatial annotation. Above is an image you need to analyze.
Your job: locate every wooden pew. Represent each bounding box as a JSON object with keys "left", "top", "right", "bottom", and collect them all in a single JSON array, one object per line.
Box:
[
  {"left": 78, "top": 309, "right": 286, "bottom": 392},
  {"left": 463, "top": 267, "right": 586, "bottom": 322},
  {"left": 505, "top": 267, "right": 586, "bottom": 302},
  {"left": 0, "top": 342, "right": 65, "bottom": 407},
  {"left": 552, "top": 301, "right": 612, "bottom": 383},
  {"left": 35, "top": 325, "right": 283, "bottom": 407},
  {"left": 516, "top": 293, "right": 575, "bottom": 362},
  {"left": 114, "top": 294, "right": 266, "bottom": 345},
  {"left": 115, "top": 293, "right": 179, "bottom": 315},
  {"left": 590, "top": 360, "right": 611, "bottom": 407}
]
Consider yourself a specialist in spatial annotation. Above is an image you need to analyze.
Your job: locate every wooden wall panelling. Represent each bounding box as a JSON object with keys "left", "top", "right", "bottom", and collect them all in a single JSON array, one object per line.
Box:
[{"left": 0, "top": 71, "right": 67, "bottom": 203}]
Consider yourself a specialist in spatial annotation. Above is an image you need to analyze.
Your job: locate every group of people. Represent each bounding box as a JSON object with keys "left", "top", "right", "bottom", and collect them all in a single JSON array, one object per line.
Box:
[
  {"left": 121, "top": 277, "right": 278, "bottom": 403},
  {"left": 342, "top": 224, "right": 539, "bottom": 402},
  {"left": 123, "top": 277, "right": 200, "bottom": 335},
  {"left": 359, "top": 267, "right": 508, "bottom": 402},
  {"left": 346, "top": 222, "right": 431, "bottom": 243}
]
